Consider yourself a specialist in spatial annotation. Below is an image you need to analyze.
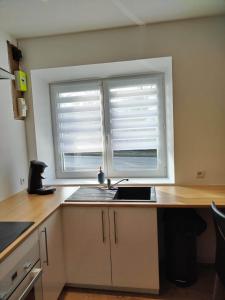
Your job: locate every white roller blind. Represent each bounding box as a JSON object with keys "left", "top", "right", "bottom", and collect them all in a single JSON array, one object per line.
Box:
[
  {"left": 102, "top": 75, "right": 167, "bottom": 176},
  {"left": 51, "top": 81, "right": 104, "bottom": 174},
  {"left": 108, "top": 78, "right": 159, "bottom": 150},
  {"left": 51, "top": 74, "right": 167, "bottom": 178}
]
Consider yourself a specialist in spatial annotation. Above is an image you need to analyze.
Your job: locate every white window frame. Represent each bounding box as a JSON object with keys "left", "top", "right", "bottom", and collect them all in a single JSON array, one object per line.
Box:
[{"left": 50, "top": 73, "right": 167, "bottom": 179}]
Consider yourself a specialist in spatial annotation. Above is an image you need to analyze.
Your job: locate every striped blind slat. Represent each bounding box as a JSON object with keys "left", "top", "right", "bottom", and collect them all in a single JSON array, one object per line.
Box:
[
  {"left": 55, "top": 82, "right": 103, "bottom": 154},
  {"left": 107, "top": 77, "right": 160, "bottom": 151}
]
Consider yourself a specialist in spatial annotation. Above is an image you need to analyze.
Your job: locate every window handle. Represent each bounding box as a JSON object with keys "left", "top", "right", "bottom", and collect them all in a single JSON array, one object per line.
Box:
[{"left": 106, "top": 134, "right": 110, "bottom": 146}]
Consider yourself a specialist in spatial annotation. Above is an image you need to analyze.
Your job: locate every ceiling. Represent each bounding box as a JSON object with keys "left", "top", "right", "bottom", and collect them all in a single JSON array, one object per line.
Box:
[{"left": 0, "top": 0, "right": 224, "bottom": 39}]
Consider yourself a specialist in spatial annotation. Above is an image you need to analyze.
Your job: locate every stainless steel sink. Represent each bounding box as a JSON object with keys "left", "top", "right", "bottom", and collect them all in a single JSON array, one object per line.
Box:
[
  {"left": 113, "top": 186, "right": 156, "bottom": 202},
  {"left": 65, "top": 186, "right": 156, "bottom": 202}
]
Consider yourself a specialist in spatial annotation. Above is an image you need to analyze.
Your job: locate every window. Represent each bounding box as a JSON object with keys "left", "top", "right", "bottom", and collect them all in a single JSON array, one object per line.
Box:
[
  {"left": 51, "top": 74, "right": 167, "bottom": 178},
  {"left": 51, "top": 81, "right": 104, "bottom": 178}
]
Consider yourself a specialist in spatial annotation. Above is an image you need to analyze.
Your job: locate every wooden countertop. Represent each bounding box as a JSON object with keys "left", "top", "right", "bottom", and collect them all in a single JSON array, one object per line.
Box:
[
  {"left": 155, "top": 185, "right": 225, "bottom": 207},
  {"left": 1, "top": 185, "right": 225, "bottom": 262},
  {"left": 62, "top": 185, "right": 225, "bottom": 208},
  {"left": 0, "top": 187, "right": 76, "bottom": 263}
]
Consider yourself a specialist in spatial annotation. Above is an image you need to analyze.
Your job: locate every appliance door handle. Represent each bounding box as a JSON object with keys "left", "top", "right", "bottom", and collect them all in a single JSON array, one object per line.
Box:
[
  {"left": 101, "top": 210, "right": 105, "bottom": 243},
  {"left": 42, "top": 227, "right": 49, "bottom": 266},
  {"left": 18, "top": 268, "right": 42, "bottom": 300},
  {"left": 113, "top": 211, "right": 118, "bottom": 244}
]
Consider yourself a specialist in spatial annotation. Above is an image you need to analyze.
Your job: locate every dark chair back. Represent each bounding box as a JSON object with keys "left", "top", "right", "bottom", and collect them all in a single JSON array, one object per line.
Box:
[{"left": 211, "top": 202, "right": 225, "bottom": 286}]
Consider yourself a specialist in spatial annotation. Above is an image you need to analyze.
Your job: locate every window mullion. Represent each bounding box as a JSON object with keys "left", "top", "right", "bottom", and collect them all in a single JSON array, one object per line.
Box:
[{"left": 102, "top": 80, "right": 113, "bottom": 178}]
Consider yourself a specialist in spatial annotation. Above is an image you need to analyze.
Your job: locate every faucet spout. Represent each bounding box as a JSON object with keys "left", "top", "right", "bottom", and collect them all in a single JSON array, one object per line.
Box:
[{"left": 107, "top": 178, "right": 129, "bottom": 190}]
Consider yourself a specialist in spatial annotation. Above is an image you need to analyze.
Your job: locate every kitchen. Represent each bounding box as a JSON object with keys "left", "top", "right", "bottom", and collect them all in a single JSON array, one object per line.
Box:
[{"left": 0, "top": 1, "right": 225, "bottom": 300}]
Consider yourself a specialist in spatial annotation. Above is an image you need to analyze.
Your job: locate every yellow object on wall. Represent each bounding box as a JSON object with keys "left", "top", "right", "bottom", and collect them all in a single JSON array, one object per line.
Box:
[{"left": 15, "top": 70, "right": 27, "bottom": 92}]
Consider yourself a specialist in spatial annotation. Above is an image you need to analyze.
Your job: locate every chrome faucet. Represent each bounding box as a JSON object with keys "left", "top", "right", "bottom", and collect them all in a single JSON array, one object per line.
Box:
[{"left": 107, "top": 178, "right": 129, "bottom": 190}]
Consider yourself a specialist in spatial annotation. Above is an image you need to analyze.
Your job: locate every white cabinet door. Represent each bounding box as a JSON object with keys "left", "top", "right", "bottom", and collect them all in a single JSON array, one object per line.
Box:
[
  {"left": 62, "top": 206, "right": 111, "bottom": 286},
  {"left": 39, "top": 209, "right": 65, "bottom": 300},
  {"left": 109, "top": 207, "right": 159, "bottom": 292}
]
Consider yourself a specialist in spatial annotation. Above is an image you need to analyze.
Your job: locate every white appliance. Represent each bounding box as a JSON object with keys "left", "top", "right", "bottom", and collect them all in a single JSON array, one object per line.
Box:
[{"left": 0, "top": 239, "right": 43, "bottom": 300}]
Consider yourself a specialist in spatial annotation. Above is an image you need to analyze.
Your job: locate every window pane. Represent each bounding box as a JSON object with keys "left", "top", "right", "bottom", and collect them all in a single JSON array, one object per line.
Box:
[
  {"left": 63, "top": 152, "right": 102, "bottom": 171},
  {"left": 113, "top": 150, "right": 157, "bottom": 170},
  {"left": 52, "top": 82, "right": 104, "bottom": 174},
  {"left": 107, "top": 77, "right": 161, "bottom": 172}
]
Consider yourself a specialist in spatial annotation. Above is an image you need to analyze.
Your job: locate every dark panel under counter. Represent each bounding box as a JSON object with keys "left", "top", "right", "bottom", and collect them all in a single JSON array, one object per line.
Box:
[
  {"left": 65, "top": 187, "right": 117, "bottom": 202},
  {"left": 0, "top": 222, "right": 34, "bottom": 253}
]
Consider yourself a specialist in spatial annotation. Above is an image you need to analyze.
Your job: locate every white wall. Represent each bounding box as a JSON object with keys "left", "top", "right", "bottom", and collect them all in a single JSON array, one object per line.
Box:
[
  {"left": 30, "top": 57, "right": 174, "bottom": 183},
  {"left": 19, "top": 15, "right": 225, "bottom": 184},
  {"left": 31, "top": 74, "right": 55, "bottom": 180},
  {"left": 0, "top": 32, "right": 28, "bottom": 201}
]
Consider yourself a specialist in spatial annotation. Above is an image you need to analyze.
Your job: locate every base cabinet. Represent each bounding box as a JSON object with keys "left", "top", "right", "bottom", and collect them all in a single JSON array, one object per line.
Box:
[
  {"left": 62, "top": 206, "right": 159, "bottom": 293},
  {"left": 39, "top": 209, "right": 65, "bottom": 300},
  {"left": 62, "top": 207, "right": 112, "bottom": 286},
  {"left": 109, "top": 207, "right": 159, "bottom": 291}
]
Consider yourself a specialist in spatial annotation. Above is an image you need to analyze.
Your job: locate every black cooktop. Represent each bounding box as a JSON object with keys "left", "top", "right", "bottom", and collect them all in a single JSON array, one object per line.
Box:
[{"left": 0, "top": 221, "right": 34, "bottom": 253}]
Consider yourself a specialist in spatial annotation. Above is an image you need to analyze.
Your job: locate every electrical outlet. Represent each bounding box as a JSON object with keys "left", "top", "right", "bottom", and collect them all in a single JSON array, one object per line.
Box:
[
  {"left": 20, "top": 178, "right": 25, "bottom": 185},
  {"left": 196, "top": 171, "right": 206, "bottom": 179}
]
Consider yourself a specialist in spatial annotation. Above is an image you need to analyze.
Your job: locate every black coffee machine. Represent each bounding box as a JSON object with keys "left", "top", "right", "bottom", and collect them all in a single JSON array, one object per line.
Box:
[{"left": 27, "top": 160, "right": 56, "bottom": 195}]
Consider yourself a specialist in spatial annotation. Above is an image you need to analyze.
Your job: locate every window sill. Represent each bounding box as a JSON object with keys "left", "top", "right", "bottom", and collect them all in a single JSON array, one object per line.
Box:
[{"left": 44, "top": 177, "right": 175, "bottom": 186}]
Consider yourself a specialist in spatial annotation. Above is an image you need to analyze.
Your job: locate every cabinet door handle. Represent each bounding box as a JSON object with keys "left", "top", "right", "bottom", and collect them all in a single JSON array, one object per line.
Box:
[
  {"left": 42, "top": 227, "right": 49, "bottom": 266},
  {"left": 113, "top": 211, "right": 118, "bottom": 244},
  {"left": 101, "top": 210, "right": 105, "bottom": 243}
]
